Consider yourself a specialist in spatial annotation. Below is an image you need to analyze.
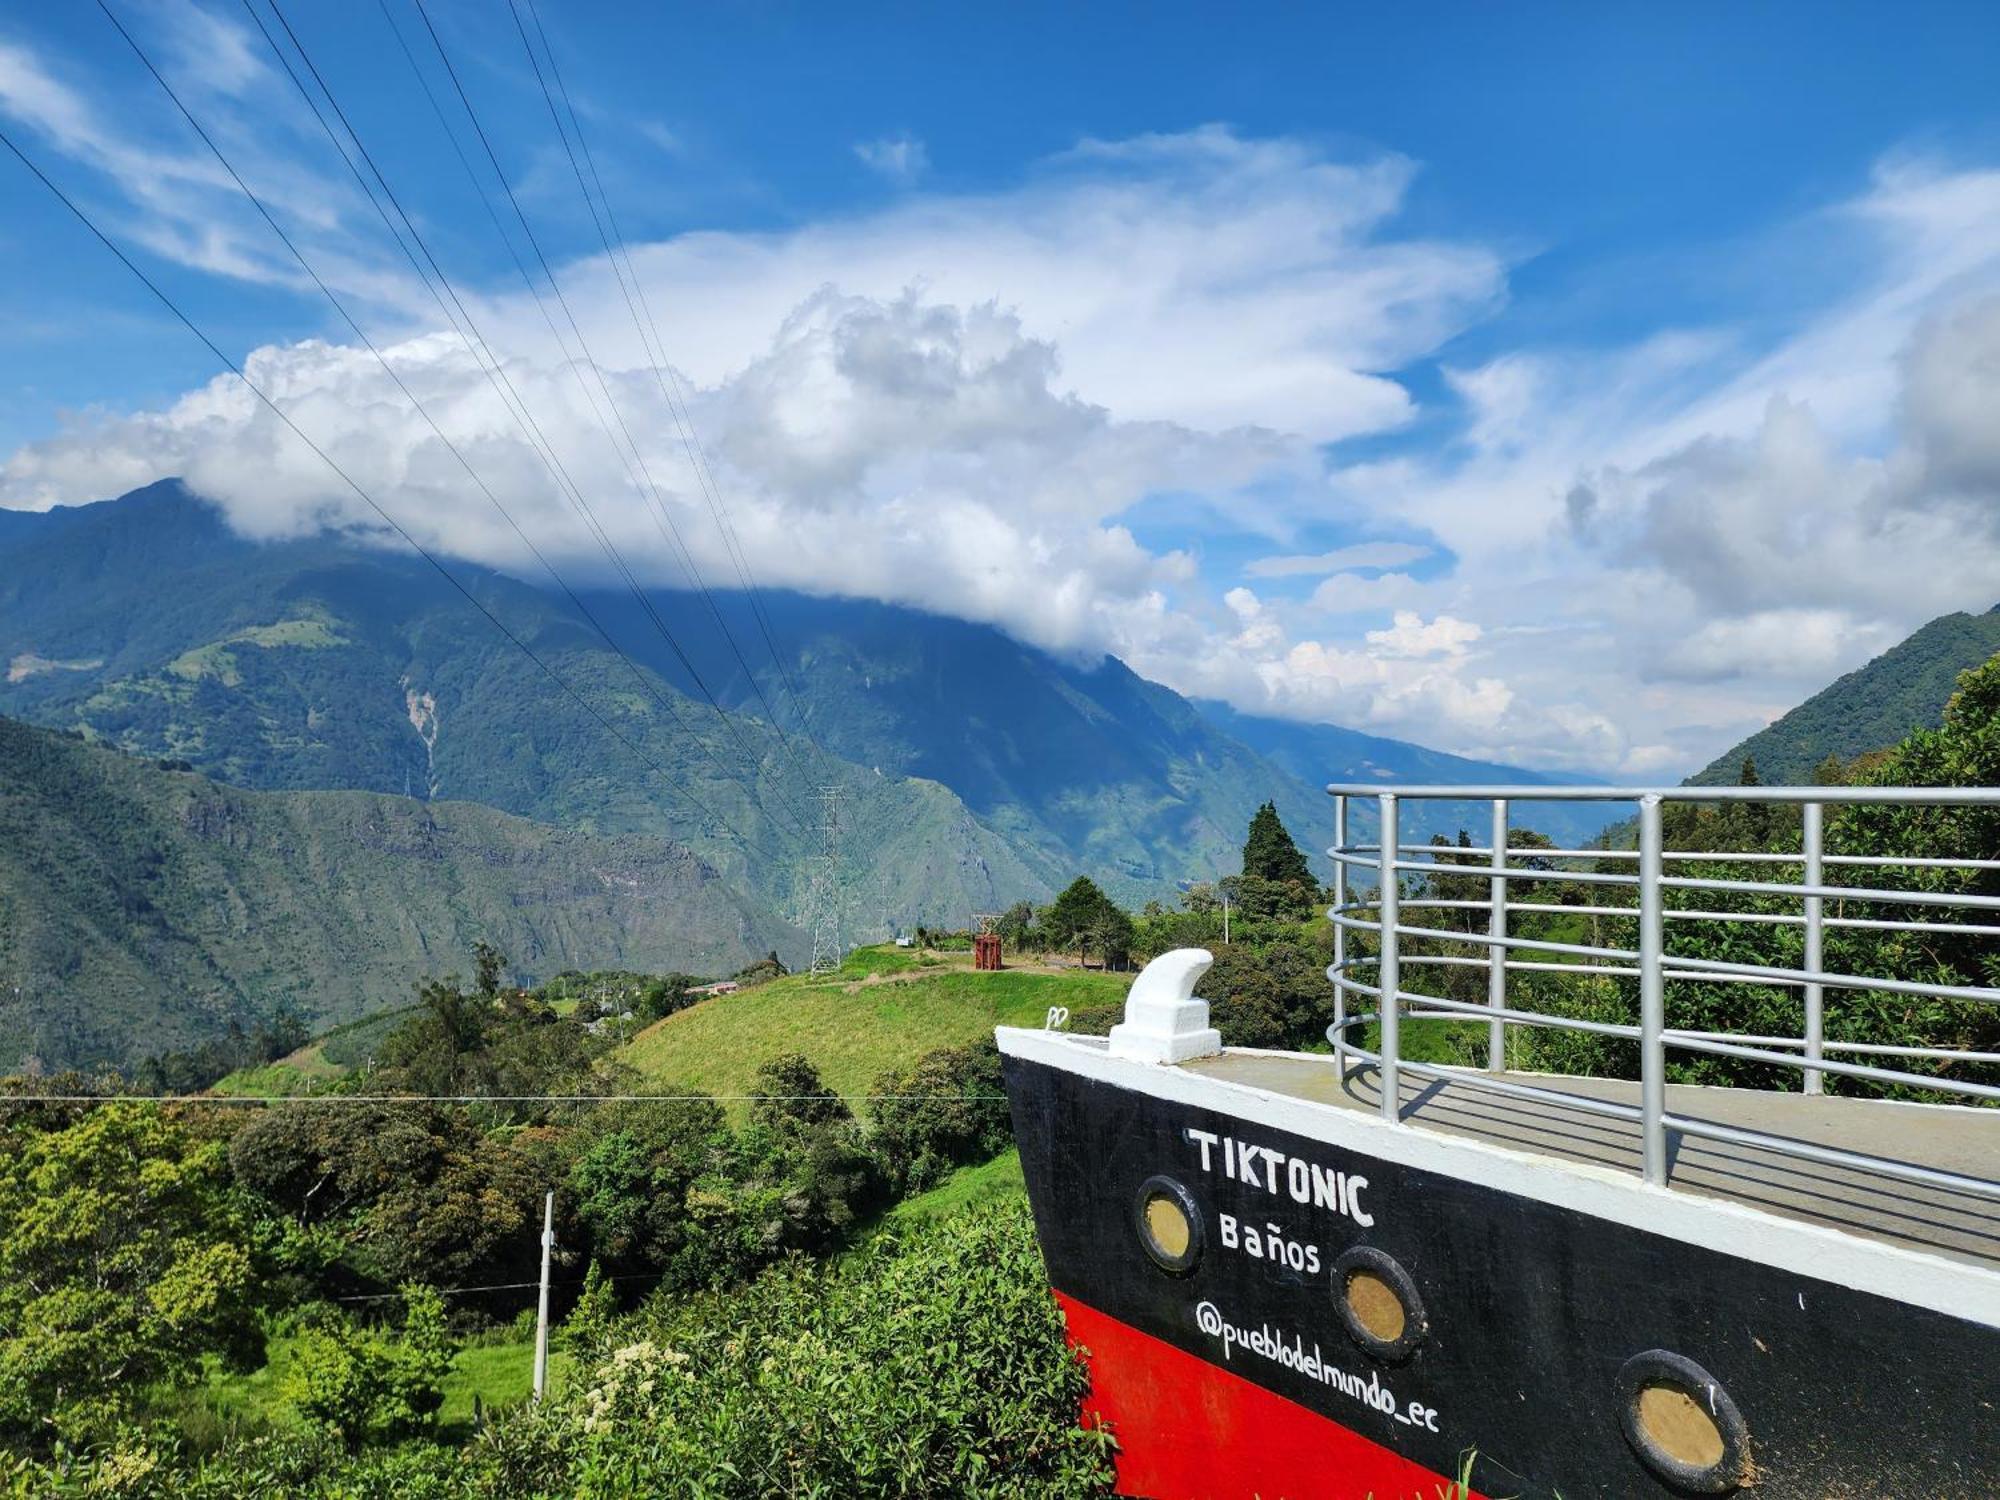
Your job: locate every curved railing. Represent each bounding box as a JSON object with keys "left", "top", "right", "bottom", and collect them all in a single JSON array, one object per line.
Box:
[{"left": 1325, "top": 783, "right": 2000, "bottom": 1200}]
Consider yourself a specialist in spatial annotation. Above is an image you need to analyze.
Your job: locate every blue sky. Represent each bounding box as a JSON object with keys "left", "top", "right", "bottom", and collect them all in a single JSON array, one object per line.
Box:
[{"left": 4, "top": 1, "right": 2000, "bottom": 775}]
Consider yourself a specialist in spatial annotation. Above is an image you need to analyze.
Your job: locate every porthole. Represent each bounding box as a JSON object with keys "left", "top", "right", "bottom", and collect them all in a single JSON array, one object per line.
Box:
[
  {"left": 1331, "top": 1246, "right": 1427, "bottom": 1362},
  {"left": 1616, "top": 1350, "right": 1750, "bottom": 1493},
  {"left": 1132, "top": 1175, "right": 1203, "bottom": 1276}
]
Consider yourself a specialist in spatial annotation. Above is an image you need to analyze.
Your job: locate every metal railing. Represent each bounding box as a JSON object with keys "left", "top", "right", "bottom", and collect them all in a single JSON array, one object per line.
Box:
[{"left": 1326, "top": 783, "right": 2000, "bottom": 1200}]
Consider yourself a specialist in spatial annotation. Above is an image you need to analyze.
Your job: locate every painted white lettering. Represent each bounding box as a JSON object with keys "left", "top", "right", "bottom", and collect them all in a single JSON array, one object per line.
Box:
[
  {"left": 1220, "top": 1213, "right": 1239, "bottom": 1249},
  {"left": 1347, "top": 1175, "right": 1373, "bottom": 1228},
  {"left": 1186, "top": 1127, "right": 1218, "bottom": 1172},
  {"left": 1287, "top": 1157, "right": 1311, "bottom": 1204},
  {"left": 1310, "top": 1162, "right": 1340, "bottom": 1210}
]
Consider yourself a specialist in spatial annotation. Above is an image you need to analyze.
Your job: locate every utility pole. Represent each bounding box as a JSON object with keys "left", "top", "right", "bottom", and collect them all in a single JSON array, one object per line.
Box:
[
  {"left": 808, "top": 785, "right": 844, "bottom": 976},
  {"left": 532, "top": 1192, "right": 554, "bottom": 1403}
]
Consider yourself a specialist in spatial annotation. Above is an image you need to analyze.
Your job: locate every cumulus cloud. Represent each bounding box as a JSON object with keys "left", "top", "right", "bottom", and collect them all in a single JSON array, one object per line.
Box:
[{"left": 7, "top": 16, "right": 2000, "bottom": 785}]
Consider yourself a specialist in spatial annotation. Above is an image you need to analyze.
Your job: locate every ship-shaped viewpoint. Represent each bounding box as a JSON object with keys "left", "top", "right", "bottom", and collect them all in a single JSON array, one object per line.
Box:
[{"left": 1000, "top": 782, "right": 2000, "bottom": 1498}]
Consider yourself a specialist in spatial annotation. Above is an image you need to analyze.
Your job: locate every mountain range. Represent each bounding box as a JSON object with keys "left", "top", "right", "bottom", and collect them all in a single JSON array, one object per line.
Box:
[
  {"left": 0, "top": 714, "right": 789, "bottom": 1072},
  {"left": 0, "top": 480, "right": 1644, "bottom": 1065}
]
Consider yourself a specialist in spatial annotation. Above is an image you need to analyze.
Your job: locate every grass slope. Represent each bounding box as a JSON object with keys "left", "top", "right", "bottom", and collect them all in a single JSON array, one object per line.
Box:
[
  {"left": 876, "top": 1148, "right": 1027, "bottom": 1232},
  {"left": 616, "top": 946, "right": 1132, "bottom": 1118}
]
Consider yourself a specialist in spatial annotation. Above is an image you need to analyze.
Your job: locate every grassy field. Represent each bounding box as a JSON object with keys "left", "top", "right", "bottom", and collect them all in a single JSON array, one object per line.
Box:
[
  {"left": 616, "top": 945, "right": 1132, "bottom": 1118},
  {"left": 875, "top": 1148, "right": 1028, "bottom": 1233},
  {"left": 197, "top": 1331, "right": 571, "bottom": 1438}
]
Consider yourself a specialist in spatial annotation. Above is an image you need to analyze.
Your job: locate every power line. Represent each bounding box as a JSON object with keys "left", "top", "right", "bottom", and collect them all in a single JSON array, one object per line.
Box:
[
  {"left": 0, "top": 1093, "right": 1007, "bottom": 1106},
  {"left": 0, "top": 121, "right": 793, "bottom": 870},
  {"left": 399, "top": 0, "right": 818, "bottom": 811},
  {"left": 511, "top": 0, "right": 822, "bottom": 761},
  {"left": 218, "top": 0, "right": 812, "bottom": 859},
  {"left": 94, "top": 0, "right": 797, "bottom": 867}
]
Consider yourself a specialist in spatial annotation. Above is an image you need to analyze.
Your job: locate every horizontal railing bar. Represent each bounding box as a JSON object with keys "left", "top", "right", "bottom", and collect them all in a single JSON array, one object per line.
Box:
[
  {"left": 1664, "top": 1034, "right": 2000, "bottom": 1102},
  {"left": 1330, "top": 911, "right": 1640, "bottom": 960},
  {"left": 1332, "top": 853, "right": 1641, "bottom": 887},
  {"left": 1334, "top": 975, "right": 1645, "bottom": 1039},
  {"left": 1665, "top": 1031, "right": 2000, "bottom": 1064},
  {"left": 1659, "top": 873, "right": 2000, "bottom": 912},
  {"left": 1663, "top": 952, "right": 2000, "bottom": 1005},
  {"left": 1361, "top": 842, "right": 2000, "bottom": 872},
  {"left": 1664, "top": 1114, "right": 2000, "bottom": 1202},
  {"left": 1337, "top": 896, "right": 2000, "bottom": 938},
  {"left": 1328, "top": 783, "right": 2000, "bottom": 805},
  {"left": 1339, "top": 852, "right": 2000, "bottom": 910}
]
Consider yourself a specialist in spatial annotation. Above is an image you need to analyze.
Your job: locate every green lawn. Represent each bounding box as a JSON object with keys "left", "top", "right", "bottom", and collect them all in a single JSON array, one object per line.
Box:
[
  {"left": 616, "top": 946, "right": 1131, "bottom": 1119},
  {"left": 875, "top": 1149, "right": 1028, "bottom": 1233},
  {"left": 199, "top": 1331, "right": 571, "bottom": 1436}
]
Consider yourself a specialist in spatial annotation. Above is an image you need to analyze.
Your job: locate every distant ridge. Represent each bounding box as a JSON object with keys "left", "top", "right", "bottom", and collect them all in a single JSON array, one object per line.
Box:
[
  {"left": 1689, "top": 605, "right": 2000, "bottom": 786},
  {"left": 0, "top": 715, "right": 792, "bottom": 1073}
]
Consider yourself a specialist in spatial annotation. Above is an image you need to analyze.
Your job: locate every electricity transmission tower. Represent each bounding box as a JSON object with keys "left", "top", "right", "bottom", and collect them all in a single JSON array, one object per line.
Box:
[{"left": 808, "top": 786, "right": 844, "bottom": 975}]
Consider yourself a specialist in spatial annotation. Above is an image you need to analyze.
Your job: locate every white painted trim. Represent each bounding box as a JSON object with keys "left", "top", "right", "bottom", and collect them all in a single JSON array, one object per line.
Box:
[{"left": 998, "top": 1028, "right": 2000, "bottom": 1329}]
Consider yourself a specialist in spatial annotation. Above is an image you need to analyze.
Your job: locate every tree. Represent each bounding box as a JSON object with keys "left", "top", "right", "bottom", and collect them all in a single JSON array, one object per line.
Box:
[
  {"left": 0, "top": 1104, "right": 263, "bottom": 1445},
  {"left": 1041, "top": 876, "right": 1127, "bottom": 965},
  {"left": 1238, "top": 802, "right": 1318, "bottom": 921},
  {"left": 562, "top": 1260, "right": 619, "bottom": 1362},
  {"left": 287, "top": 1285, "right": 452, "bottom": 1447},
  {"left": 229, "top": 1101, "right": 545, "bottom": 1287},
  {"left": 869, "top": 1045, "right": 1012, "bottom": 1195},
  {"left": 1243, "top": 801, "right": 1314, "bottom": 886},
  {"left": 749, "top": 1053, "right": 852, "bottom": 1132}
]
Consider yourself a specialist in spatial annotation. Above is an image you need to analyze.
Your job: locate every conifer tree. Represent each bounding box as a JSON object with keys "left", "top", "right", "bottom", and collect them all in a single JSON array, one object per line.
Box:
[{"left": 1242, "top": 801, "right": 1313, "bottom": 887}]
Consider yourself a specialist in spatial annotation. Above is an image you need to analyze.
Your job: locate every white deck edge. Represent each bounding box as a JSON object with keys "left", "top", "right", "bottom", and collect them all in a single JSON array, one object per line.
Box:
[{"left": 997, "top": 1028, "right": 2000, "bottom": 1330}]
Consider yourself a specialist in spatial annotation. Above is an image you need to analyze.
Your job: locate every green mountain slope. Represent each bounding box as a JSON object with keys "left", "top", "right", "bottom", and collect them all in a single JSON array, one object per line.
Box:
[
  {"left": 0, "top": 483, "right": 1058, "bottom": 933},
  {"left": 1690, "top": 606, "right": 2000, "bottom": 785},
  {"left": 0, "top": 481, "right": 1605, "bottom": 928},
  {"left": 0, "top": 716, "right": 793, "bottom": 1072}
]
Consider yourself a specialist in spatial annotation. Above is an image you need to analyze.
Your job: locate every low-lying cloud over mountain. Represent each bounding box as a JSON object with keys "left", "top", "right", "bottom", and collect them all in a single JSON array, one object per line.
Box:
[{"left": 4, "top": 0, "right": 1999, "bottom": 778}]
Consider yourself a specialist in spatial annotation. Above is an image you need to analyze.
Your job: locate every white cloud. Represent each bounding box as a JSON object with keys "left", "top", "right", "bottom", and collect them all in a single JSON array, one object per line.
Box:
[
  {"left": 1365, "top": 611, "right": 1480, "bottom": 659},
  {"left": 854, "top": 133, "right": 929, "bottom": 184},
  {"left": 1309, "top": 570, "right": 1426, "bottom": 614},
  {"left": 7, "top": 35, "right": 2000, "bottom": 784},
  {"left": 1245, "top": 541, "right": 1431, "bottom": 578}
]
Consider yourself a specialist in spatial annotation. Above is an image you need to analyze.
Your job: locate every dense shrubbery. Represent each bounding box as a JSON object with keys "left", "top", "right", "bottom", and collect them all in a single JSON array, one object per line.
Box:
[{"left": 4, "top": 1203, "right": 1113, "bottom": 1499}]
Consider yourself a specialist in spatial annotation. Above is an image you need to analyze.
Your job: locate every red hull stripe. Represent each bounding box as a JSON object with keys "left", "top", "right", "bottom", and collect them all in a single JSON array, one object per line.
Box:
[{"left": 1057, "top": 1292, "right": 1484, "bottom": 1500}]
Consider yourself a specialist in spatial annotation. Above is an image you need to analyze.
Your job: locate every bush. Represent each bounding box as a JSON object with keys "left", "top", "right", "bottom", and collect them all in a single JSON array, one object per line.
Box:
[
  {"left": 286, "top": 1287, "right": 453, "bottom": 1448},
  {"left": 483, "top": 1199, "right": 1115, "bottom": 1498},
  {"left": 868, "top": 1045, "right": 1013, "bottom": 1195}
]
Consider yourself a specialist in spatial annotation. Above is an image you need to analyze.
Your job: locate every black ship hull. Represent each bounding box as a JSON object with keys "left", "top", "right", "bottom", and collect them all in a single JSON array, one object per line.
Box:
[{"left": 1000, "top": 1035, "right": 2000, "bottom": 1498}]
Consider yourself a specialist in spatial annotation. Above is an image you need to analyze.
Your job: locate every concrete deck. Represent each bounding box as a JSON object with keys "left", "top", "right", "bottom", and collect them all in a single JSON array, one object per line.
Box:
[{"left": 1179, "top": 1051, "right": 2000, "bottom": 1272}]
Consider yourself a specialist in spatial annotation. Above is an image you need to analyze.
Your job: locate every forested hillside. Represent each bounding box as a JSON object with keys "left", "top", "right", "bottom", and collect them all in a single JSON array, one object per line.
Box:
[
  {"left": 1690, "top": 605, "right": 2000, "bottom": 785},
  {"left": 0, "top": 717, "right": 791, "bottom": 1072},
  {"left": 0, "top": 482, "right": 1602, "bottom": 923}
]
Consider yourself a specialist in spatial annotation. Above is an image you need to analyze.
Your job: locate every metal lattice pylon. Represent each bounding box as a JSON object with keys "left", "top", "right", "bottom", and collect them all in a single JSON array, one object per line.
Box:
[{"left": 808, "top": 786, "right": 843, "bottom": 975}]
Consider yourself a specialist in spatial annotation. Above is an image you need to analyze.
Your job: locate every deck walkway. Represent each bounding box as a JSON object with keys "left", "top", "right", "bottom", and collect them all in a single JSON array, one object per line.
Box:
[{"left": 1180, "top": 1051, "right": 2000, "bottom": 1272}]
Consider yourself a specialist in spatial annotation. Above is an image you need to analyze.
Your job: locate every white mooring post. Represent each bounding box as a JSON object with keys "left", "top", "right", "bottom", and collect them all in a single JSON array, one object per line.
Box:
[
  {"left": 1108, "top": 948, "right": 1221, "bottom": 1064},
  {"left": 532, "top": 1191, "right": 554, "bottom": 1403}
]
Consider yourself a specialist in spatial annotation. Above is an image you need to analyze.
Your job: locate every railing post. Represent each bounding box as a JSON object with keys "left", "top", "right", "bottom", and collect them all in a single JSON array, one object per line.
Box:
[
  {"left": 1378, "top": 793, "right": 1401, "bottom": 1124},
  {"left": 1332, "top": 794, "right": 1348, "bottom": 1082},
  {"left": 1802, "top": 800, "right": 1824, "bottom": 1096},
  {"left": 1488, "top": 797, "right": 1509, "bottom": 1073},
  {"left": 1638, "top": 794, "right": 1666, "bottom": 1185}
]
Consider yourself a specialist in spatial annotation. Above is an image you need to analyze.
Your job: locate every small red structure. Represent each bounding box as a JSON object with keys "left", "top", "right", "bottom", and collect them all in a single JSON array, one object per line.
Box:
[{"left": 973, "top": 932, "right": 1003, "bottom": 971}]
